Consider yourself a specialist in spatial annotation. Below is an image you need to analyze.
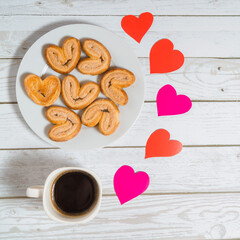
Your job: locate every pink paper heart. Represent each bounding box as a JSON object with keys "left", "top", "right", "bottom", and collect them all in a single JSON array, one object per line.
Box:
[
  {"left": 157, "top": 84, "right": 192, "bottom": 116},
  {"left": 113, "top": 165, "right": 150, "bottom": 205}
]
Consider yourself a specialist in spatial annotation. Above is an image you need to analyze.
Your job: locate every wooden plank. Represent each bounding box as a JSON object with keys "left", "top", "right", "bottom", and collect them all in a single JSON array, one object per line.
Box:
[
  {"left": 145, "top": 56, "right": 240, "bottom": 101},
  {"left": 1, "top": 15, "right": 240, "bottom": 58},
  {"left": 0, "top": 0, "right": 239, "bottom": 16},
  {"left": 1, "top": 102, "right": 240, "bottom": 148},
  {"left": 0, "top": 59, "right": 20, "bottom": 102},
  {"left": 1, "top": 147, "right": 240, "bottom": 197},
  {"left": 3, "top": 58, "right": 240, "bottom": 103},
  {"left": 1, "top": 193, "right": 240, "bottom": 239}
]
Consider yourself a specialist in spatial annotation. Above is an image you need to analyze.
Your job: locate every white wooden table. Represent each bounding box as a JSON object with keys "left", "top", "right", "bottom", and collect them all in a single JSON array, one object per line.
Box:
[{"left": 1, "top": 0, "right": 240, "bottom": 239}]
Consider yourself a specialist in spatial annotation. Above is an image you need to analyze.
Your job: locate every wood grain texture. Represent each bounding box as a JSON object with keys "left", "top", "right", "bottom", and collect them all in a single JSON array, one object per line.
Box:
[
  {"left": 1, "top": 147, "right": 240, "bottom": 197},
  {"left": 0, "top": 59, "right": 20, "bottom": 102},
  {"left": 1, "top": 15, "right": 240, "bottom": 58},
  {"left": 1, "top": 1, "right": 240, "bottom": 239},
  {"left": 1, "top": 102, "right": 240, "bottom": 149},
  {"left": 3, "top": 58, "right": 240, "bottom": 103},
  {"left": 0, "top": 0, "right": 239, "bottom": 16},
  {"left": 1, "top": 194, "right": 240, "bottom": 239}
]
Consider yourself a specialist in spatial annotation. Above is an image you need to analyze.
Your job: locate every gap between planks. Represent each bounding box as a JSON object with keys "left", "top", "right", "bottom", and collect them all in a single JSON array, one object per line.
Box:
[
  {"left": 2, "top": 100, "right": 240, "bottom": 105},
  {"left": 1, "top": 144, "right": 240, "bottom": 151},
  {"left": 2, "top": 191, "right": 240, "bottom": 200},
  {"left": 2, "top": 14, "right": 240, "bottom": 17},
  {"left": 145, "top": 100, "right": 240, "bottom": 103},
  {"left": 6, "top": 56, "right": 240, "bottom": 59}
]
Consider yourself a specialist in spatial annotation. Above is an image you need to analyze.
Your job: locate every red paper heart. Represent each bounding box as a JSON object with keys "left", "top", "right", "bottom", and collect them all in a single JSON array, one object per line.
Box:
[
  {"left": 121, "top": 12, "right": 153, "bottom": 43},
  {"left": 150, "top": 39, "right": 184, "bottom": 73},
  {"left": 145, "top": 129, "right": 182, "bottom": 158}
]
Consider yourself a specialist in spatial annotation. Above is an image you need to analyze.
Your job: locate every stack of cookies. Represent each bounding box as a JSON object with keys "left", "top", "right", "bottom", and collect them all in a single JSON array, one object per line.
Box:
[{"left": 24, "top": 37, "right": 135, "bottom": 142}]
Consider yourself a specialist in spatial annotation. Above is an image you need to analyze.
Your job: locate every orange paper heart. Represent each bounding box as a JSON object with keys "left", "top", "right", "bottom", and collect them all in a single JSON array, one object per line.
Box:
[
  {"left": 145, "top": 129, "right": 182, "bottom": 158},
  {"left": 121, "top": 12, "right": 153, "bottom": 43},
  {"left": 150, "top": 39, "right": 184, "bottom": 73}
]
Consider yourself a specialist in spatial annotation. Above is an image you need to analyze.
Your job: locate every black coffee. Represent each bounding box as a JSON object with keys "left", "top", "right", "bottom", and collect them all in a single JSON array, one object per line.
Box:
[{"left": 52, "top": 171, "right": 97, "bottom": 215}]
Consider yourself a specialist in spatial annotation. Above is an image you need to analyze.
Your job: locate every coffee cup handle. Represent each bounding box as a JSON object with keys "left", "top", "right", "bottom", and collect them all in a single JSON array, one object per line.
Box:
[{"left": 26, "top": 185, "right": 44, "bottom": 198}]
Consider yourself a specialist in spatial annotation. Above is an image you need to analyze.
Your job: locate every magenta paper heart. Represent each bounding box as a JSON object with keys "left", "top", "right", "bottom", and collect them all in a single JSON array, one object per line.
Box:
[
  {"left": 157, "top": 84, "right": 192, "bottom": 116},
  {"left": 114, "top": 165, "right": 150, "bottom": 205}
]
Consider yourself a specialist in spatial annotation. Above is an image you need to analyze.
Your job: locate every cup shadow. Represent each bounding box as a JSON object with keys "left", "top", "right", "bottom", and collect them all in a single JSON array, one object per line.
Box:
[{"left": 1, "top": 149, "right": 82, "bottom": 197}]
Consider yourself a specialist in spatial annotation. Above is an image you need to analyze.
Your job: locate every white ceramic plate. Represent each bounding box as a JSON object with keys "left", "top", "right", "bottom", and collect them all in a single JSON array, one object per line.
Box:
[{"left": 16, "top": 24, "right": 144, "bottom": 150}]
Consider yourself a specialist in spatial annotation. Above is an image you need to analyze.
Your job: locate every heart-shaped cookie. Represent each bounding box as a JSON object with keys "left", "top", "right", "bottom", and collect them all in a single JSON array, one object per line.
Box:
[
  {"left": 24, "top": 74, "right": 61, "bottom": 106},
  {"left": 62, "top": 75, "right": 100, "bottom": 110},
  {"left": 114, "top": 165, "right": 150, "bottom": 205},
  {"left": 77, "top": 39, "right": 111, "bottom": 75},
  {"left": 82, "top": 99, "right": 119, "bottom": 135},
  {"left": 46, "top": 106, "right": 81, "bottom": 142},
  {"left": 45, "top": 37, "right": 81, "bottom": 74},
  {"left": 150, "top": 39, "right": 184, "bottom": 73},
  {"left": 145, "top": 129, "right": 182, "bottom": 158},
  {"left": 121, "top": 12, "right": 153, "bottom": 43},
  {"left": 100, "top": 68, "right": 135, "bottom": 106}
]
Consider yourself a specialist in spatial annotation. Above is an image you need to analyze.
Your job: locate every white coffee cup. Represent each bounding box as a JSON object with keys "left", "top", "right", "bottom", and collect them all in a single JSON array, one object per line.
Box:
[{"left": 26, "top": 167, "right": 102, "bottom": 223}]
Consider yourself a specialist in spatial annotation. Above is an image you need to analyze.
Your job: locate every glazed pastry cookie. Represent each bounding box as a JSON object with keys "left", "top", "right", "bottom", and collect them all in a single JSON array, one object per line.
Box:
[
  {"left": 77, "top": 39, "right": 111, "bottom": 75},
  {"left": 62, "top": 75, "right": 100, "bottom": 110},
  {"left": 24, "top": 74, "right": 61, "bottom": 106},
  {"left": 45, "top": 37, "right": 81, "bottom": 74},
  {"left": 82, "top": 99, "right": 119, "bottom": 135},
  {"left": 46, "top": 106, "right": 81, "bottom": 142},
  {"left": 100, "top": 68, "right": 135, "bottom": 105}
]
